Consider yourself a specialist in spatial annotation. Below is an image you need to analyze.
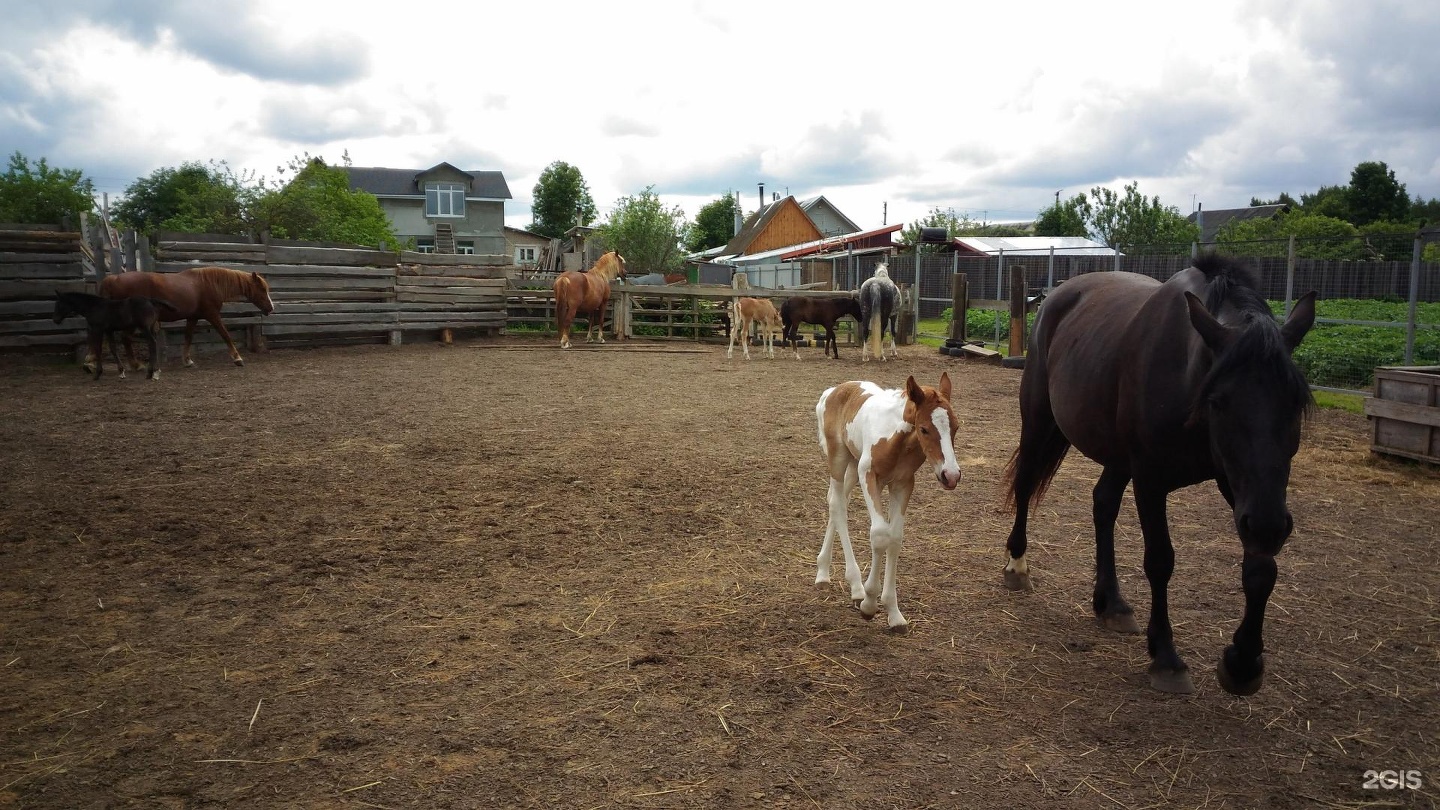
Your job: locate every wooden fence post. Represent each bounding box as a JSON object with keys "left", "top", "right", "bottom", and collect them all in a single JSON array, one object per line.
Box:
[
  {"left": 1008, "top": 266, "right": 1026, "bottom": 357},
  {"left": 949, "top": 272, "right": 968, "bottom": 342}
]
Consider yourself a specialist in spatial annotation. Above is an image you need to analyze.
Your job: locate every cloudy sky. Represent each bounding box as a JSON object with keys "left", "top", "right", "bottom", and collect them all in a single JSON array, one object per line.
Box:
[{"left": 3, "top": 1, "right": 1438, "bottom": 233}]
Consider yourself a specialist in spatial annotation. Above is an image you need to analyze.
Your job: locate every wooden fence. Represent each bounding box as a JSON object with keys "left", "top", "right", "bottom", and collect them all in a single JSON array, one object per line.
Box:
[{"left": 0, "top": 224, "right": 510, "bottom": 354}]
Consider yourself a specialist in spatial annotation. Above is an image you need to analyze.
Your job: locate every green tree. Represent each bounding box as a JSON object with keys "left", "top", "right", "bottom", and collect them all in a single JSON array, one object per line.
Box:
[
  {"left": 1087, "top": 182, "right": 1198, "bottom": 250},
  {"left": 529, "top": 161, "right": 597, "bottom": 239},
  {"left": 113, "top": 160, "right": 251, "bottom": 235},
  {"left": 685, "top": 192, "right": 739, "bottom": 252},
  {"left": 1033, "top": 194, "right": 1091, "bottom": 237},
  {"left": 1250, "top": 192, "right": 1299, "bottom": 208},
  {"left": 1216, "top": 211, "right": 1363, "bottom": 259},
  {"left": 0, "top": 152, "right": 95, "bottom": 225},
  {"left": 1299, "top": 184, "right": 1349, "bottom": 221},
  {"left": 1411, "top": 195, "right": 1440, "bottom": 226},
  {"left": 900, "top": 207, "right": 984, "bottom": 252},
  {"left": 253, "top": 156, "right": 397, "bottom": 247},
  {"left": 596, "top": 186, "right": 688, "bottom": 273},
  {"left": 1347, "top": 161, "right": 1410, "bottom": 227}
]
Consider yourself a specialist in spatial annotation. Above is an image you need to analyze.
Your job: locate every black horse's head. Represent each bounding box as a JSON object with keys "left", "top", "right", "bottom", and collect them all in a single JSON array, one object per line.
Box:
[
  {"left": 52, "top": 292, "right": 77, "bottom": 324},
  {"left": 1185, "top": 289, "right": 1316, "bottom": 556}
]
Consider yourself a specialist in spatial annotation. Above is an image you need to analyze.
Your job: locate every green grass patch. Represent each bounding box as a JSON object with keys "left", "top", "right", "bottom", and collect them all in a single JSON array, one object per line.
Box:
[{"left": 1312, "top": 390, "right": 1365, "bottom": 414}]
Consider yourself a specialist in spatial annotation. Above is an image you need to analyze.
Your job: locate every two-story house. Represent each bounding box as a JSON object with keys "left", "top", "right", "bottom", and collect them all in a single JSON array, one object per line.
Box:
[{"left": 343, "top": 163, "right": 512, "bottom": 255}]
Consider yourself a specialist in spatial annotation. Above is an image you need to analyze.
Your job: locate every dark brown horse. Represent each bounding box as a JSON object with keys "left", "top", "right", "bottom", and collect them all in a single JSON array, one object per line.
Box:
[
  {"left": 780, "top": 294, "right": 863, "bottom": 360},
  {"left": 553, "top": 251, "right": 627, "bottom": 349},
  {"left": 53, "top": 291, "right": 170, "bottom": 380},
  {"left": 1001, "top": 254, "right": 1316, "bottom": 696},
  {"left": 98, "top": 267, "right": 274, "bottom": 368}
]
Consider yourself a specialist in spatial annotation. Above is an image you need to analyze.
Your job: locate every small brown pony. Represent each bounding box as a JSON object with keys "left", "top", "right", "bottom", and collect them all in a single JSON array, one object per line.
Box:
[
  {"left": 98, "top": 267, "right": 275, "bottom": 368},
  {"left": 726, "top": 297, "right": 783, "bottom": 360},
  {"left": 553, "top": 251, "right": 627, "bottom": 349}
]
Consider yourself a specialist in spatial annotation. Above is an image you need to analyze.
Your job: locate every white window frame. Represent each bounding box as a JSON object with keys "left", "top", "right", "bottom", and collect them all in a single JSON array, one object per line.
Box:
[
  {"left": 415, "top": 237, "right": 436, "bottom": 254},
  {"left": 426, "top": 183, "right": 465, "bottom": 218},
  {"left": 516, "top": 246, "right": 537, "bottom": 264},
  {"left": 456, "top": 240, "right": 475, "bottom": 255}
]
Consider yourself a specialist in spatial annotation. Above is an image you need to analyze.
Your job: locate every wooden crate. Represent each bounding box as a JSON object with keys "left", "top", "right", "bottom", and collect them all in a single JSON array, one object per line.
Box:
[{"left": 1364, "top": 365, "right": 1440, "bottom": 464}]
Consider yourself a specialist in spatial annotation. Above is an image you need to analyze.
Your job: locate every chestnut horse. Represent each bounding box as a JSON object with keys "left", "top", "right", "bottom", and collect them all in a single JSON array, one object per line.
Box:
[
  {"left": 553, "top": 251, "right": 628, "bottom": 349},
  {"left": 815, "top": 373, "right": 962, "bottom": 631},
  {"left": 726, "top": 297, "right": 783, "bottom": 360},
  {"left": 97, "top": 267, "right": 275, "bottom": 368}
]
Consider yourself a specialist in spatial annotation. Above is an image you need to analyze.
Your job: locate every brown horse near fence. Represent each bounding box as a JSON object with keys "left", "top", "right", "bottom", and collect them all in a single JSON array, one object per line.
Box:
[
  {"left": 553, "top": 251, "right": 628, "bottom": 349},
  {"left": 97, "top": 267, "right": 275, "bottom": 369}
]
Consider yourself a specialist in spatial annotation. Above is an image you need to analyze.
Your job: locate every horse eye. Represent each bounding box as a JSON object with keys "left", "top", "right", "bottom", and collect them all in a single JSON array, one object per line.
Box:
[{"left": 920, "top": 426, "right": 930, "bottom": 435}]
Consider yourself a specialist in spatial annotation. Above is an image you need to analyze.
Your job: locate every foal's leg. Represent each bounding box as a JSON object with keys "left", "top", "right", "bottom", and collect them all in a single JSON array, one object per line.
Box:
[
  {"left": 1133, "top": 480, "right": 1193, "bottom": 694},
  {"left": 726, "top": 313, "right": 741, "bottom": 359},
  {"left": 824, "top": 325, "right": 839, "bottom": 359},
  {"left": 107, "top": 331, "right": 126, "bottom": 379},
  {"left": 875, "top": 476, "right": 915, "bottom": 632},
  {"left": 88, "top": 330, "right": 104, "bottom": 380},
  {"left": 1092, "top": 466, "right": 1139, "bottom": 632},
  {"left": 855, "top": 457, "right": 891, "bottom": 620},
  {"left": 816, "top": 462, "right": 865, "bottom": 603},
  {"left": 120, "top": 332, "right": 142, "bottom": 371}
]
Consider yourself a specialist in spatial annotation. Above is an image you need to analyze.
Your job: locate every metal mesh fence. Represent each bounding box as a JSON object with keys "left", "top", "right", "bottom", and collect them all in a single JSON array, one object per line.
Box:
[{"left": 872, "top": 235, "right": 1438, "bottom": 394}]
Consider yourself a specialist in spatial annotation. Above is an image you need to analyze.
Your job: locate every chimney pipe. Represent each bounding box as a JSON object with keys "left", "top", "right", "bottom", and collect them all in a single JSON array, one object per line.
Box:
[{"left": 758, "top": 183, "right": 764, "bottom": 208}]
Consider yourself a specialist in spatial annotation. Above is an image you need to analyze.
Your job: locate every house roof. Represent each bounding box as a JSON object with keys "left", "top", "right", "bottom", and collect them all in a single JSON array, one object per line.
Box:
[
  {"left": 710, "top": 224, "right": 900, "bottom": 265},
  {"left": 720, "top": 197, "right": 791, "bottom": 256},
  {"left": 1186, "top": 204, "right": 1288, "bottom": 242},
  {"left": 952, "top": 236, "right": 1117, "bottom": 256},
  {"left": 798, "top": 195, "right": 860, "bottom": 234},
  {"left": 504, "top": 225, "right": 549, "bottom": 240},
  {"left": 343, "top": 164, "right": 512, "bottom": 200}
]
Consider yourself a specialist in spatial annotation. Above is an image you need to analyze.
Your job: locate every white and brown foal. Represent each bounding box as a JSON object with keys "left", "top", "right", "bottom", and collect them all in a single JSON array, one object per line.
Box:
[
  {"left": 814, "top": 373, "right": 961, "bottom": 632},
  {"left": 726, "top": 296, "right": 783, "bottom": 360}
]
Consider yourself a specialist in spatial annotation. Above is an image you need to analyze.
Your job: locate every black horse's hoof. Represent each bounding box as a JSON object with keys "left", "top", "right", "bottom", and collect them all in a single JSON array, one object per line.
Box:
[
  {"left": 1098, "top": 610, "right": 1141, "bottom": 634},
  {"left": 1217, "top": 654, "right": 1265, "bottom": 696},
  {"left": 1002, "top": 569, "right": 1033, "bottom": 592},
  {"left": 1148, "top": 665, "right": 1195, "bottom": 694}
]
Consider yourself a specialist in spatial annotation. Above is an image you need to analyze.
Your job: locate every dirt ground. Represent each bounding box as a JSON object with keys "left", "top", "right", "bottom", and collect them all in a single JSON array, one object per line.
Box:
[{"left": 1, "top": 335, "right": 1437, "bottom": 810}]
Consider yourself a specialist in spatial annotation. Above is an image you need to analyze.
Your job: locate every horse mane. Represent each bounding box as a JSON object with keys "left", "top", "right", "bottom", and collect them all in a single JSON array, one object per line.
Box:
[
  {"left": 188, "top": 266, "right": 259, "bottom": 299},
  {"left": 1191, "top": 252, "right": 1314, "bottom": 420},
  {"left": 586, "top": 252, "right": 626, "bottom": 282}
]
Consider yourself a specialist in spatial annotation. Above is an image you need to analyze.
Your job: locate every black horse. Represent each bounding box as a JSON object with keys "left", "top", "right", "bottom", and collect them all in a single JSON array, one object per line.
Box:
[
  {"left": 1001, "top": 253, "right": 1316, "bottom": 695},
  {"left": 780, "top": 295, "right": 863, "bottom": 360},
  {"left": 53, "top": 291, "right": 172, "bottom": 381}
]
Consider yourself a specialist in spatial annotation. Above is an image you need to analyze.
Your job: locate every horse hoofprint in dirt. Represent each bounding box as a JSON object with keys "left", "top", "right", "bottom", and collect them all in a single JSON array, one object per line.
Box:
[
  {"left": 859, "top": 263, "right": 900, "bottom": 362},
  {"left": 726, "top": 297, "right": 783, "bottom": 360},
  {"left": 814, "top": 373, "right": 962, "bottom": 632}
]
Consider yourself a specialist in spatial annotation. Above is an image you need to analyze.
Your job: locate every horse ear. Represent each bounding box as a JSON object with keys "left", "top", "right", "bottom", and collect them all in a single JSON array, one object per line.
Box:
[
  {"left": 1184, "top": 291, "right": 1232, "bottom": 354},
  {"left": 905, "top": 375, "right": 924, "bottom": 404},
  {"left": 1281, "top": 290, "right": 1317, "bottom": 352},
  {"left": 937, "top": 371, "right": 952, "bottom": 401}
]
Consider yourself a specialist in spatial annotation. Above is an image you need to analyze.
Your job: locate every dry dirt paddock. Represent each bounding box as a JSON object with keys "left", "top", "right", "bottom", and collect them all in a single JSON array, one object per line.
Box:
[{"left": 0, "top": 335, "right": 1437, "bottom": 810}]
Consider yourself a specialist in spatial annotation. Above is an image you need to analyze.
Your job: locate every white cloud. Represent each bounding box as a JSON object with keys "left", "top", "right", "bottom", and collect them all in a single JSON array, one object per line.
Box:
[{"left": 1, "top": 0, "right": 1437, "bottom": 230}]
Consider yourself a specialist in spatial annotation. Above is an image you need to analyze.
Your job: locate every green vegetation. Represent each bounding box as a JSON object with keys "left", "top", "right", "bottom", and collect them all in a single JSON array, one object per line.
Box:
[
  {"left": 921, "top": 299, "right": 1436, "bottom": 404},
  {"left": 0, "top": 151, "right": 95, "bottom": 224}
]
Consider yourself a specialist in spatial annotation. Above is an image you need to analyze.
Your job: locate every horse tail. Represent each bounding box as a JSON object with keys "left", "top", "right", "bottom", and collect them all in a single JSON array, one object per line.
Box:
[{"left": 1001, "top": 415, "right": 1071, "bottom": 512}]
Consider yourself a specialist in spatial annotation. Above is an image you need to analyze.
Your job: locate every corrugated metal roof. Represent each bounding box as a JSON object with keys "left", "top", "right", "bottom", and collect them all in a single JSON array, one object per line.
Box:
[
  {"left": 344, "top": 165, "right": 512, "bottom": 200},
  {"left": 953, "top": 236, "right": 1116, "bottom": 256}
]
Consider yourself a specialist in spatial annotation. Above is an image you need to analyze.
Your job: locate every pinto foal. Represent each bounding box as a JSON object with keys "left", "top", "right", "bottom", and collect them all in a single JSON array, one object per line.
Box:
[
  {"left": 815, "top": 372, "right": 961, "bottom": 631},
  {"left": 726, "top": 297, "right": 783, "bottom": 360}
]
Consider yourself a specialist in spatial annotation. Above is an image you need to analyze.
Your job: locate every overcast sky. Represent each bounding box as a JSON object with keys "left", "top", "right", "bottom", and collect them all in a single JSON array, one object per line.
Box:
[{"left": 3, "top": 1, "right": 1438, "bottom": 233}]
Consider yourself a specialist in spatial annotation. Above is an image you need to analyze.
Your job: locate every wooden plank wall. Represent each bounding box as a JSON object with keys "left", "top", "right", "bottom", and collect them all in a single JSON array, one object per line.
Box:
[
  {"left": 1, "top": 227, "right": 514, "bottom": 354},
  {"left": 0, "top": 224, "right": 89, "bottom": 349}
]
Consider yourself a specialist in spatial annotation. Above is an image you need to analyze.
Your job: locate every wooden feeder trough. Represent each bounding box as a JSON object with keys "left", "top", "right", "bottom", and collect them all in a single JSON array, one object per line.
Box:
[{"left": 1364, "top": 365, "right": 1440, "bottom": 465}]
